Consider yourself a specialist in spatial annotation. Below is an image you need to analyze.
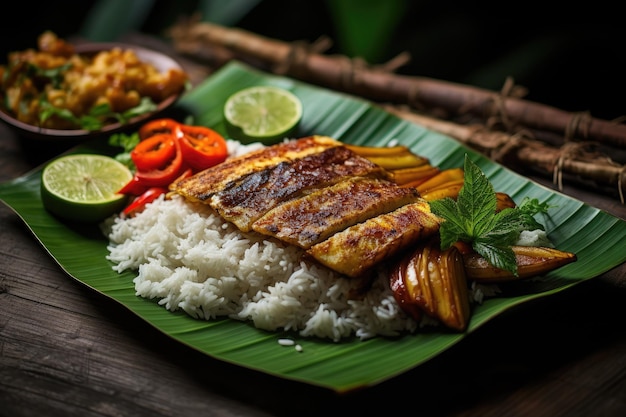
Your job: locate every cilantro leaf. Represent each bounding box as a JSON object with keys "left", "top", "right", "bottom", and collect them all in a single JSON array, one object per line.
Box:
[
  {"left": 429, "top": 155, "right": 550, "bottom": 276},
  {"left": 120, "top": 97, "right": 157, "bottom": 122},
  {"left": 39, "top": 100, "right": 79, "bottom": 125},
  {"left": 26, "top": 62, "right": 72, "bottom": 88},
  {"left": 108, "top": 132, "right": 140, "bottom": 171},
  {"left": 517, "top": 197, "right": 553, "bottom": 230},
  {"left": 37, "top": 96, "right": 158, "bottom": 131}
]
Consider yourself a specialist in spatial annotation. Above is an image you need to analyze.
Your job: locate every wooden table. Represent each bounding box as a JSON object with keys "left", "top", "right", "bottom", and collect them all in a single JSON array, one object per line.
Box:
[{"left": 1, "top": 52, "right": 626, "bottom": 417}]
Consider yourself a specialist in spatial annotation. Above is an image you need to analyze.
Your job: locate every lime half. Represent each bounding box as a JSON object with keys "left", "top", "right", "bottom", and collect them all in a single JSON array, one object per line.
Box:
[
  {"left": 224, "top": 86, "right": 302, "bottom": 144},
  {"left": 41, "top": 154, "right": 132, "bottom": 223}
]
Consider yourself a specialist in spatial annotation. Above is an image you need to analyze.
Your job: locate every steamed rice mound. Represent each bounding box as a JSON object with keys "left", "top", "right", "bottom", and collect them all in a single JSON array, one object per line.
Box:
[{"left": 105, "top": 193, "right": 427, "bottom": 341}]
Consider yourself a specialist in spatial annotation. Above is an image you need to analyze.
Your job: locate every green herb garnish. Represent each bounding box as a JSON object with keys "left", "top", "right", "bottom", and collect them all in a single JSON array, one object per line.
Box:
[
  {"left": 429, "top": 155, "right": 552, "bottom": 276},
  {"left": 108, "top": 131, "right": 140, "bottom": 171},
  {"left": 38, "top": 97, "right": 158, "bottom": 131},
  {"left": 24, "top": 61, "right": 72, "bottom": 88}
]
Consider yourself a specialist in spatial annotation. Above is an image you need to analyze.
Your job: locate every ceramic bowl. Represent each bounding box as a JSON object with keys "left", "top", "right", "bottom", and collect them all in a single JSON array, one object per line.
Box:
[{"left": 0, "top": 42, "right": 186, "bottom": 142}]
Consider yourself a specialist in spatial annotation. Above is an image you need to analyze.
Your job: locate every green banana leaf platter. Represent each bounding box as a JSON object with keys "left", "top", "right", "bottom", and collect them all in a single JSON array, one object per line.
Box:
[{"left": 1, "top": 61, "right": 625, "bottom": 393}]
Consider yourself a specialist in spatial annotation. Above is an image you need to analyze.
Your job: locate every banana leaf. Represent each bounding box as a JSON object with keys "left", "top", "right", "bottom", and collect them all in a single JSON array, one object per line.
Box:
[{"left": 1, "top": 61, "right": 625, "bottom": 393}]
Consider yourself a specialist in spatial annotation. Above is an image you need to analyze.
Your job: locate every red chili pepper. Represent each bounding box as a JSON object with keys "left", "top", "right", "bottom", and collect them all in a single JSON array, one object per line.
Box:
[
  {"left": 138, "top": 118, "right": 180, "bottom": 140},
  {"left": 122, "top": 187, "right": 169, "bottom": 217},
  {"left": 130, "top": 133, "right": 177, "bottom": 172},
  {"left": 176, "top": 124, "right": 228, "bottom": 171},
  {"left": 118, "top": 176, "right": 145, "bottom": 196},
  {"left": 119, "top": 120, "right": 228, "bottom": 198},
  {"left": 134, "top": 138, "right": 187, "bottom": 187}
]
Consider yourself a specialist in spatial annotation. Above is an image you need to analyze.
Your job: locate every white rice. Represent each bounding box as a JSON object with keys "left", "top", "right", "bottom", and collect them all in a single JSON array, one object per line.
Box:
[{"left": 104, "top": 193, "right": 436, "bottom": 341}]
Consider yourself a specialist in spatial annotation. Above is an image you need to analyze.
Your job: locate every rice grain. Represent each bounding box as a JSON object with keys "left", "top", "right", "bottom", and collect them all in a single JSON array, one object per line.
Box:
[{"left": 105, "top": 194, "right": 430, "bottom": 341}]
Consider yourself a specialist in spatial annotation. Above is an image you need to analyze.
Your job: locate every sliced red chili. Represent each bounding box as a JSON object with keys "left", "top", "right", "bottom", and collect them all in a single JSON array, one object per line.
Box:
[
  {"left": 138, "top": 118, "right": 180, "bottom": 140},
  {"left": 176, "top": 124, "right": 228, "bottom": 171},
  {"left": 118, "top": 175, "right": 149, "bottom": 196},
  {"left": 134, "top": 139, "right": 187, "bottom": 187},
  {"left": 122, "top": 186, "right": 169, "bottom": 218},
  {"left": 130, "top": 133, "right": 177, "bottom": 172}
]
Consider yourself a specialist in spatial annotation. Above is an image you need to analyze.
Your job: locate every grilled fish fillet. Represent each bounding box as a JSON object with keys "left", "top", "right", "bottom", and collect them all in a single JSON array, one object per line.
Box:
[
  {"left": 306, "top": 201, "right": 442, "bottom": 278},
  {"left": 252, "top": 176, "right": 422, "bottom": 248},
  {"left": 209, "top": 145, "right": 386, "bottom": 231},
  {"left": 171, "top": 136, "right": 441, "bottom": 278},
  {"left": 170, "top": 135, "right": 342, "bottom": 202}
]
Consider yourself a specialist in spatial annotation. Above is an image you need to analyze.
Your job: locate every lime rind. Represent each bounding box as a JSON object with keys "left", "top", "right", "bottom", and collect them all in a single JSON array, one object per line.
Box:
[
  {"left": 41, "top": 154, "right": 132, "bottom": 223},
  {"left": 224, "top": 86, "right": 302, "bottom": 144}
]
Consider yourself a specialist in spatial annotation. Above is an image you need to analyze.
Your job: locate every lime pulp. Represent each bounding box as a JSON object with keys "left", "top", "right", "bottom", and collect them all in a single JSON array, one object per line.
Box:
[
  {"left": 223, "top": 86, "right": 302, "bottom": 144},
  {"left": 41, "top": 154, "right": 132, "bottom": 223}
]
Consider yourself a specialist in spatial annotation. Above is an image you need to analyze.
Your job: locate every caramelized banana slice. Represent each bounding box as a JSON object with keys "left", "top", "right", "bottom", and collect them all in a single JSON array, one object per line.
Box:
[
  {"left": 390, "top": 238, "right": 470, "bottom": 331},
  {"left": 345, "top": 144, "right": 414, "bottom": 156},
  {"left": 419, "top": 178, "right": 516, "bottom": 213},
  {"left": 415, "top": 168, "right": 464, "bottom": 194},
  {"left": 419, "top": 182, "right": 464, "bottom": 201},
  {"left": 365, "top": 153, "right": 430, "bottom": 170},
  {"left": 463, "top": 246, "right": 577, "bottom": 282},
  {"left": 391, "top": 164, "right": 441, "bottom": 186},
  {"left": 495, "top": 192, "right": 516, "bottom": 211},
  {"left": 389, "top": 261, "right": 423, "bottom": 322},
  {"left": 346, "top": 144, "right": 430, "bottom": 170}
]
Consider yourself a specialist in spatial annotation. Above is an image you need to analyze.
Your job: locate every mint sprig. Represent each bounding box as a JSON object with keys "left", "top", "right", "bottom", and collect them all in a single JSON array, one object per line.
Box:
[{"left": 429, "top": 155, "right": 551, "bottom": 276}]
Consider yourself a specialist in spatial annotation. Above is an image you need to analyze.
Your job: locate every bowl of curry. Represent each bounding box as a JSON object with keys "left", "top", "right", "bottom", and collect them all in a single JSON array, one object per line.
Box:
[{"left": 0, "top": 32, "right": 189, "bottom": 141}]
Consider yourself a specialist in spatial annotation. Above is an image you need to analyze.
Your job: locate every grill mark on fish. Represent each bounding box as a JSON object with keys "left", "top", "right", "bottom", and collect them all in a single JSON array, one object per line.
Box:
[
  {"left": 306, "top": 201, "right": 442, "bottom": 278},
  {"left": 252, "top": 177, "right": 422, "bottom": 248},
  {"left": 172, "top": 136, "right": 443, "bottom": 278},
  {"left": 210, "top": 145, "right": 386, "bottom": 231},
  {"left": 170, "top": 135, "right": 342, "bottom": 202}
]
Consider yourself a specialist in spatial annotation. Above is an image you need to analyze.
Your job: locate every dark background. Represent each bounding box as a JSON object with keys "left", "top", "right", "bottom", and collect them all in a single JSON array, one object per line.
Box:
[{"left": 3, "top": 0, "right": 625, "bottom": 121}]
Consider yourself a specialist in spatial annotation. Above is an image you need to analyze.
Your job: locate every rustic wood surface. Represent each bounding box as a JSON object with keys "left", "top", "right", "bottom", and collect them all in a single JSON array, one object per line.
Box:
[{"left": 1, "top": 38, "right": 626, "bottom": 417}]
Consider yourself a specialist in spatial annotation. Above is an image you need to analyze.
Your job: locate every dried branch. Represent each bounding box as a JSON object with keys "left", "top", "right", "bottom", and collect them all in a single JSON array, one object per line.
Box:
[{"left": 167, "top": 18, "right": 626, "bottom": 149}]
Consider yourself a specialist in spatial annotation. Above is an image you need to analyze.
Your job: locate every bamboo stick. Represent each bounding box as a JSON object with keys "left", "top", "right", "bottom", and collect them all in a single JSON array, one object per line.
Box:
[{"left": 167, "top": 18, "right": 626, "bottom": 149}]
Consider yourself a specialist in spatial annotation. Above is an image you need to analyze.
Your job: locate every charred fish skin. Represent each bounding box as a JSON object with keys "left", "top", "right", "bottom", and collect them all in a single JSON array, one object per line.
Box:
[
  {"left": 172, "top": 135, "right": 442, "bottom": 278},
  {"left": 209, "top": 145, "right": 386, "bottom": 231},
  {"left": 252, "top": 176, "right": 422, "bottom": 248},
  {"left": 307, "top": 201, "right": 442, "bottom": 278},
  {"left": 170, "top": 135, "right": 342, "bottom": 202}
]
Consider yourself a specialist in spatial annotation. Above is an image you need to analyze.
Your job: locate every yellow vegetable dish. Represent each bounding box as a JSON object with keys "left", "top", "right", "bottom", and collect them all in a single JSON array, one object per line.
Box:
[{"left": 0, "top": 31, "right": 188, "bottom": 130}]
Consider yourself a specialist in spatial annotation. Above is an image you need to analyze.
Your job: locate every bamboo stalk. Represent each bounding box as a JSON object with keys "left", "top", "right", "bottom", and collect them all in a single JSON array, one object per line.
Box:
[
  {"left": 167, "top": 18, "right": 626, "bottom": 149},
  {"left": 383, "top": 105, "right": 626, "bottom": 203}
]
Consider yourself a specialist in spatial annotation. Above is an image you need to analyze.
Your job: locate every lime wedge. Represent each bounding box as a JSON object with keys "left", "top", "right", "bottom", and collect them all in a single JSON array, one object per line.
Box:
[
  {"left": 41, "top": 154, "right": 132, "bottom": 223},
  {"left": 224, "top": 86, "right": 302, "bottom": 144}
]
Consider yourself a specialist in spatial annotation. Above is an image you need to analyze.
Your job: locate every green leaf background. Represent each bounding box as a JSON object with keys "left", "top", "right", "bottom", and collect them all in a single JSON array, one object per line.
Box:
[{"left": 1, "top": 61, "right": 625, "bottom": 393}]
